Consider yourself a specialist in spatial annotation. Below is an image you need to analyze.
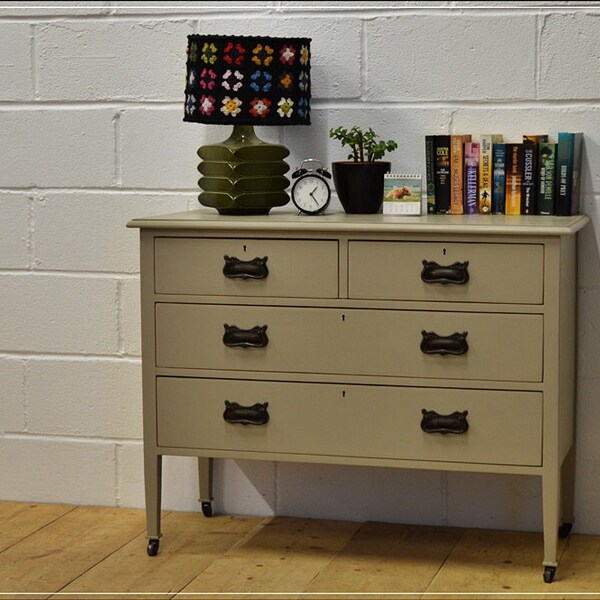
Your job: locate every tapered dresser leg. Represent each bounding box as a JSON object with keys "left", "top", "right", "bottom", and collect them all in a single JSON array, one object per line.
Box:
[
  {"left": 198, "top": 457, "right": 214, "bottom": 517},
  {"left": 542, "top": 468, "right": 560, "bottom": 582},
  {"left": 559, "top": 447, "right": 575, "bottom": 538},
  {"left": 145, "top": 452, "right": 162, "bottom": 555}
]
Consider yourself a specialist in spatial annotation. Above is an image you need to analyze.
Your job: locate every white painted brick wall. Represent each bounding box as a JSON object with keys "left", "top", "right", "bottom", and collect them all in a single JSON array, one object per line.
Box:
[
  {"left": 539, "top": 12, "right": 600, "bottom": 99},
  {"left": 0, "top": 110, "right": 116, "bottom": 187},
  {"left": 33, "top": 192, "right": 192, "bottom": 272},
  {"left": 0, "top": 357, "right": 26, "bottom": 433},
  {"left": 36, "top": 20, "right": 194, "bottom": 101},
  {"left": 120, "top": 278, "right": 142, "bottom": 356},
  {"left": 26, "top": 359, "right": 143, "bottom": 438},
  {"left": 0, "top": 193, "right": 30, "bottom": 269},
  {"left": 366, "top": 14, "right": 537, "bottom": 101},
  {"left": 119, "top": 108, "right": 208, "bottom": 189},
  {"left": 1, "top": 1, "right": 600, "bottom": 536},
  {"left": 0, "top": 274, "right": 119, "bottom": 354},
  {"left": 0, "top": 436, "right": 116, "bottom": 505},
  {"left": 0, "top": 23, "right": 33, "bottom": 100}
]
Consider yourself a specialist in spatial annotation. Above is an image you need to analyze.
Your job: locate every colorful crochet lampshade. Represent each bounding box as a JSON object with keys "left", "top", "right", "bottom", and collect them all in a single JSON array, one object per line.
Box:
[{"left": 184, "top": 34, "right": 312, "bottom": 215}]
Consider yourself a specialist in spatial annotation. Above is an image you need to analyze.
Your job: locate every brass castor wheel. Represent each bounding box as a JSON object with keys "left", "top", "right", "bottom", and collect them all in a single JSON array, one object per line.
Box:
[
  {"left": 147, "top": 538, "right": 159, "bottom": 556},
  {"left": 559, "top": 522, "right": 573, "bottom": 539},
  {"left": 201, "top": 501, "right": 213, "bottom": 517},
  {"left": 543, "top": 565, "right": 556, "bottom": 583}
]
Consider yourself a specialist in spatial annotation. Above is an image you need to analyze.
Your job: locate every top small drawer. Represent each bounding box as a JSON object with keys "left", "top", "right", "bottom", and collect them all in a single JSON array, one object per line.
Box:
[
  {"left": 154, "top": 237, "right": 339, "bottom": 298},
  {"left": 348, "top": 241, "right": 544, "bottom": 304}
]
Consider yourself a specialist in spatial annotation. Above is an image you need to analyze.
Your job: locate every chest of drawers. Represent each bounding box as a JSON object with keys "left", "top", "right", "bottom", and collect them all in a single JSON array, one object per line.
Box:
[{"left": 128, "top": 211, "right": 588, "bottom": 583}]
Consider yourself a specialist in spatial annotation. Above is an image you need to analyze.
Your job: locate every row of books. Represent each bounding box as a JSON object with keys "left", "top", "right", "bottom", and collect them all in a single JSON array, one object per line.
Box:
[{"left": 425, "top": 132, "right": 583, "bottom": 216}]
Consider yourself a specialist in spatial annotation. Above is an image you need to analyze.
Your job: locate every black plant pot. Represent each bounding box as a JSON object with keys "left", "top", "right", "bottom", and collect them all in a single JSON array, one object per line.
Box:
[{"left": 332, "top": 161, "right": 391, "bottom": 214}]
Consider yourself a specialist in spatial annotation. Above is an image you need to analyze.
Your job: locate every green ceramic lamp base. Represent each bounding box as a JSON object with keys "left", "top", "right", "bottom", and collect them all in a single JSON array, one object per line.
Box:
[{"left": 197, "top": 125, "right": 291, "bottom": 215}]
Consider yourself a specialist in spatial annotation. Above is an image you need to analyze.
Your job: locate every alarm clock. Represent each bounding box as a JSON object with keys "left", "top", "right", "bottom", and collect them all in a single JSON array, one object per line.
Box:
[{"left": 290, "top": 159, "right": 332, "bottom": 215}]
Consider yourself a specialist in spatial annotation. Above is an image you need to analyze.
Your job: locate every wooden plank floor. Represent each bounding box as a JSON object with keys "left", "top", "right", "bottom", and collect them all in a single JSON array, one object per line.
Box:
[{"left": 1, "top": 502, "right": 599, "bottom": 599}]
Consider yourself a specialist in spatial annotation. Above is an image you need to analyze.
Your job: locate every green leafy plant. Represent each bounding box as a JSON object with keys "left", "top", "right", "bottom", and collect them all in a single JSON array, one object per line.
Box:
[{"left": 329, "top": 126, "right": 398, "bottom": 162}]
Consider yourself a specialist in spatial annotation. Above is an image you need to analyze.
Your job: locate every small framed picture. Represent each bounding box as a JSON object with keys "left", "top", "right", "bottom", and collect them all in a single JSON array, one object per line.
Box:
[{"left": 383, "top": 174, "right": 422, "bottom": 215}]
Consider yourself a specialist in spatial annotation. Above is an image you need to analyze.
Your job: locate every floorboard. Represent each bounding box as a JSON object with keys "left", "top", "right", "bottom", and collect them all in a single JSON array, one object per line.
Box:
[
  {"left": 52, "top": 512, "right": 263, "bottom": 600},
  {"left": 304, "top": 522, "right": 464, "bottom": 598},
  {"left": 176, "top": 517, "right": 361, "bottom": 597},
  {"left": 1, "top": 502, "right": 599, "bottom": 599},
  {"left": 0, "top": 505, "right": 145, "bottom": 595},
  {"left": 0, "top": 502, "right": 74, "bottom": 554}
]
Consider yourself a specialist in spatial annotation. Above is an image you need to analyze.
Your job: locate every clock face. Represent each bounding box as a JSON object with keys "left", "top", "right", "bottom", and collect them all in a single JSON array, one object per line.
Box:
[{"left": 291, "top": 174, "right": 331, "bottom": 215}]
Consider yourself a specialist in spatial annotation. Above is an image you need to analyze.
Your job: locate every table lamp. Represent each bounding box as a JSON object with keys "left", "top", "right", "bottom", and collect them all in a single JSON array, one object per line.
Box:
[{"left": 184, "top": 34, "right": 312, "bottom": 215}]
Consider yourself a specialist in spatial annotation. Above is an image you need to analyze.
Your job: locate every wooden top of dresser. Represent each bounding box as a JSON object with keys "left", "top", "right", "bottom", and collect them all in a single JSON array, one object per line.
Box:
[{"left": 127, "top": 210, "right": 589, "bottom": 236}]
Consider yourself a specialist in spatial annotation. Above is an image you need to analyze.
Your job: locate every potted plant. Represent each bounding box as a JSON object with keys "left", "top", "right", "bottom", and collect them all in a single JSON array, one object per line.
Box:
[{"left": 329, "top": 126, "right": 398, "bottom": 214}]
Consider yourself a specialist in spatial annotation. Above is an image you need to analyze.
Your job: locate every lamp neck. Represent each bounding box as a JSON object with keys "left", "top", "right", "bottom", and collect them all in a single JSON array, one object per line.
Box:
[{"left": 224, "top": 124, "right": 262, "bottom": 145}]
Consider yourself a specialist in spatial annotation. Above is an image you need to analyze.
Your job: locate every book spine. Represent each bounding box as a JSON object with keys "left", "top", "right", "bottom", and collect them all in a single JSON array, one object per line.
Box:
[
  {"left": 523, "top": 135, "right": 549, "bottom": 144},
  {"left": 521, "top": 142, "right": 537, "bottom": 214},
  {"left": 505, "top": 143, "right": 523, "bottom": 215},
  {"left": 570, "top": 133, "right": 583, "bottom": 215},
  {"left": 425, "top": 135, "right": 436, "bottom": 214},
  {"left": 434, "top": 135, "right": 451, "bottom": 214},
  {"left": 478, "top": 135, "right": 500, "bottom": 214},
  {"left": 537, "top": 142, "right": 556, "bottom": 215},
  {"left": 464, "top": 142, "right": 479, "bottom": 214},
  {"left": 492, "top": 143, "right": 506, "bottom": 214},
  {"left": 555, "top": 132, "right": 574, "bottom": 216},
  {"left": 450, "top": 135, "right": 469, "bottom": 214}
]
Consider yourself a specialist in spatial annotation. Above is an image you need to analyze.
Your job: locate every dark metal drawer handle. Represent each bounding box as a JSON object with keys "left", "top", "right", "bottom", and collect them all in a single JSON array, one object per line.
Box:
[
  {"left": 223, "top": 324, "right": 269, "bottom": 348},
  {"left": 223, "top": 255, "right": 269, "bottom": 280},
  {"left": 420, "top": 330, "right": 468, "bottom": 356},
  {"left": 223, "top": 400, "right": 270, "bottom": 426},
  {"left": 421, "top": 409, "right": 469, "bottom": 435},
  {"left": 421, "top": 260, "right": 469, "bottom": 285}
]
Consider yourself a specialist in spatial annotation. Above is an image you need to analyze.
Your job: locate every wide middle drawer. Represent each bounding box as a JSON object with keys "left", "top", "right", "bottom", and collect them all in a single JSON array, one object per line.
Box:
[
  {"left": 348, "top": 241, "right": 544, "bottom": 304},
  {"left": 156, "top": 377, "right": 542, "bottom": 466},
  {"left": 154, "top": 237, "right": 339, "bottom": 298},
  {"left": 155, "top": 304, "right": 543, "bottom": 382}
]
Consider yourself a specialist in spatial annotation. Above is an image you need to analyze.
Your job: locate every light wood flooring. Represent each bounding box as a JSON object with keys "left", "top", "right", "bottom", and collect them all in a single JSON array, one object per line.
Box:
[{"left": 1, "top": 501, "right": 600, "bottom": 599}]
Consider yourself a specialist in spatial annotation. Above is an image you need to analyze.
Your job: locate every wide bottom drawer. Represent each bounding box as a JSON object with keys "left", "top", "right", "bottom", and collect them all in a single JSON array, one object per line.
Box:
[{"left": 156, "top": 377, "right": 542, "bottom": 467}]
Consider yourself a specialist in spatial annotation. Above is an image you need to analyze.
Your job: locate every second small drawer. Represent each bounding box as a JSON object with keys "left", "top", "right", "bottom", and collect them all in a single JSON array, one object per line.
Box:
[{"left": 348, "top": 241, "right": 544, "bottom": 304}]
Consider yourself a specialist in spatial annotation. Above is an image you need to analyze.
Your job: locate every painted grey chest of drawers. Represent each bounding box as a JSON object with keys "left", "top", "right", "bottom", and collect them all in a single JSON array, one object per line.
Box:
[{"left": 128, "top": 210, "right": 588, "bottom": 582}]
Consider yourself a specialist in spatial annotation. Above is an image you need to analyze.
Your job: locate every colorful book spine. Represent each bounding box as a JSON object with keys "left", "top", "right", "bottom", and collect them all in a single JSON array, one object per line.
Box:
[
  {"left": 464, "top": 142, "right": 479, "bottom": 214},
  {"left": 434, "top": 135, "right": 451, "bottom": 214},
  {"left": 537, "top": 142, "right": 556, "bottom": 215},
  {"left": 521, "top": 135, "right": 547, "bottom": 215},
  {"left": 425, "top": 135, "right": 436, "bottom": 214},
  {"left": 492, "top": 143, "right": 507, "bottom": 214},
  {"left": 450, "top": 134, "right": 471, "bottom": 214},
  {"left": 521, "top": 143, "right": 536, "bottom": 214},
  {"left": 478, "top": 135, "right": 501, "bottom": 214},
  {"left": 555, "top": 132, "right": 583, "bottom": 216},
  {"left": 505, "top": 143, "right": 523, "bottom": 215}
]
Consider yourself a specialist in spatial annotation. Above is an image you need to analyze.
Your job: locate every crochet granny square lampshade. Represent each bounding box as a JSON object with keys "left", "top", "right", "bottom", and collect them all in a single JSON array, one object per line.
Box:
[{"left": 184, "top": 35, "right": 312, "bottom": 215}]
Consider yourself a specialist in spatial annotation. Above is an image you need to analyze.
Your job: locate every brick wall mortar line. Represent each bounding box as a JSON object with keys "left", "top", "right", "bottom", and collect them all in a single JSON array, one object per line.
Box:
[
  {"left": 0, "top": 351, "right": 141, "bottom": 362},
  {"left": 0, "top": 7, "right": 599, "bottom": 24},
  {"left": 29, "top": 23, "right": 37, "bottom": 100},
  {"left": 2, "top": 431, "right": 142, "bottom": 444},
  {"left": 3, "top": 100, "right": 600, "bottom": 111},
  {"left": 113, "top": 109, "right": 123, "bottom": 186}
]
